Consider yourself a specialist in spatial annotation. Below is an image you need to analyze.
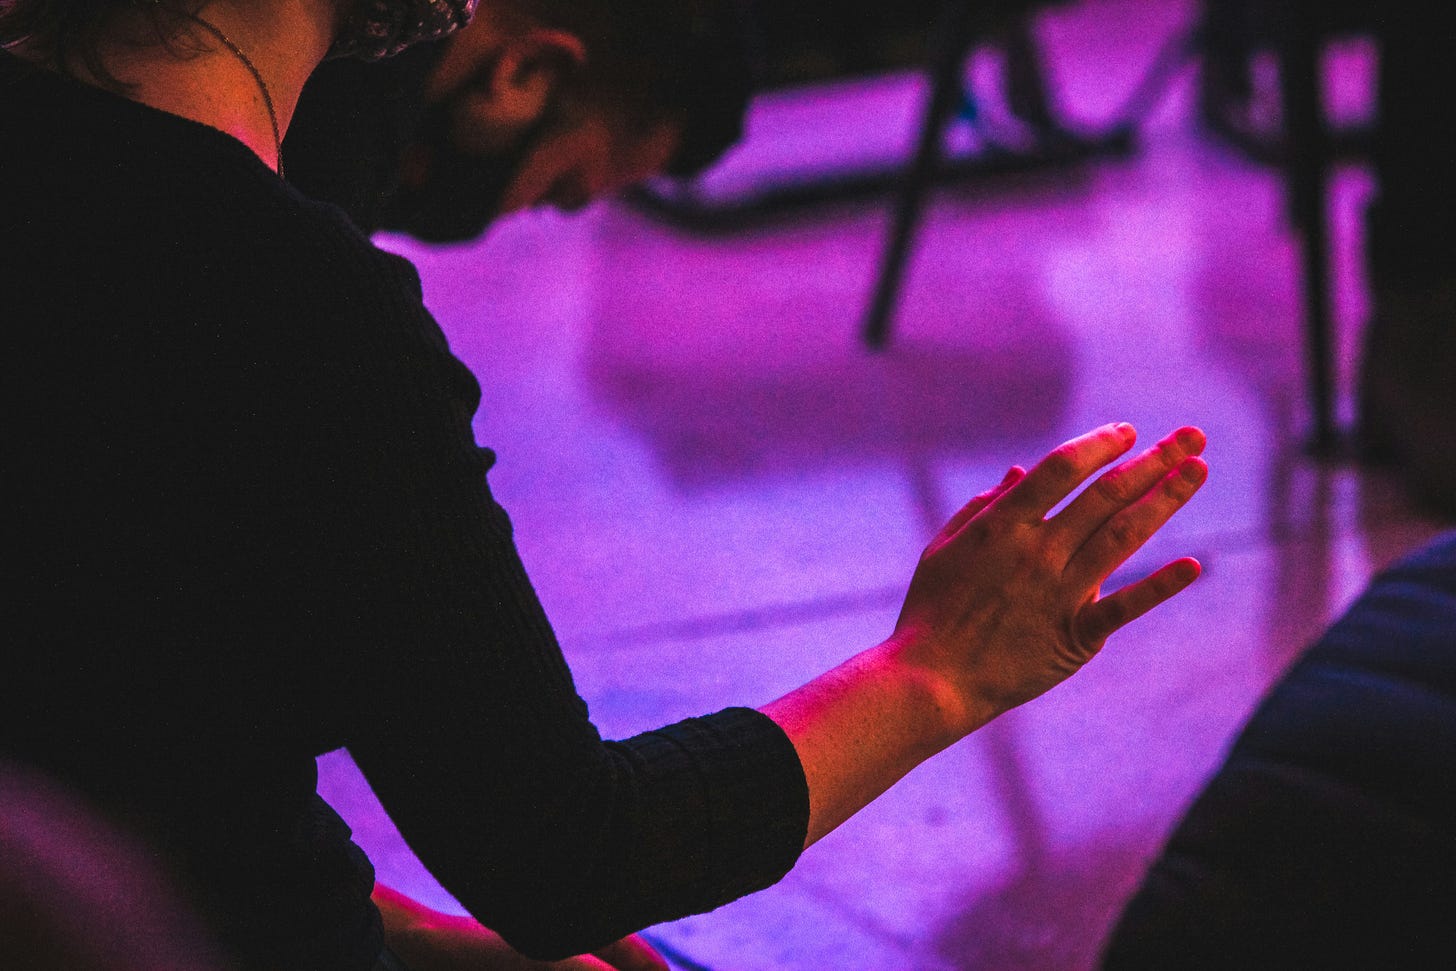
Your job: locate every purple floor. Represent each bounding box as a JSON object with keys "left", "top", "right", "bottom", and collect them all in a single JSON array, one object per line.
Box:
[{"left": 318, "top": 1, "right": 1451, "bottom": 967}]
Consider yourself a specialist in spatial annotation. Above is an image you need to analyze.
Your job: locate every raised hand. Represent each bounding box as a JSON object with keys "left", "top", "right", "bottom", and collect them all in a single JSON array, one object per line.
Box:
[{"left": 893, "top": 423, "right": 1207, "bottom": 732}]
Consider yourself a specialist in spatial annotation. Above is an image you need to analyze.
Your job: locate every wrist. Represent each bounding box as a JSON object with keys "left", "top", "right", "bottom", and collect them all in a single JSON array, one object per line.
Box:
[{"left": 880, "top": 628, "right": 998, "bottom": 745}]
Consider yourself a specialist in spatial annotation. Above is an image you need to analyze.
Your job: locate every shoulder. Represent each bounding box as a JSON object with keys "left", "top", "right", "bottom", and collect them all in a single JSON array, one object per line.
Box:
[
  {"left": 168, "top": 160, "right": 448, "bottom": 367},
  {"left": 1, "top": 60, "right": 477, "bottom": 401},
  {"left": 269, "top": 186, "right": 431, "bottom": 315},
  {"left": 217, "top": 188, "right": 481, "bottom": 418}
]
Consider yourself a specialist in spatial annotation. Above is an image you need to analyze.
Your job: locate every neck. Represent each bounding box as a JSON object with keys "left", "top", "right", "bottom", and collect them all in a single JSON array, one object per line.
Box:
[{"left": 73, "top": 0, "right": 338, "bottom": 174}]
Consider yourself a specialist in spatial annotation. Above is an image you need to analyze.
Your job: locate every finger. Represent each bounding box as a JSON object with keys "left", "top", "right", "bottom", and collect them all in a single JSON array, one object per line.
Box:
[
  {"left": 1075, "top": 557, "right": 1201, "bottom": 645},
  {"left": 1051, "top": 426, "right": 1206, "bottom": 548},
  {"left": 931, "top": 466, "right": 1025, "bottom": 547},
  {"left": 1068, "top": 456, "right": 1207, "bottom": 585},
  {"left": 997, "top": 423, "right": 1138, "bottom": 522}
]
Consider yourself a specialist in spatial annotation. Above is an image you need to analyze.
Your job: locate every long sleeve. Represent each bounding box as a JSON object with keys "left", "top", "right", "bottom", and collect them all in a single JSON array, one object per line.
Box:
[{"left": 288, "top": 234, "right": 809, "bottom": 959}]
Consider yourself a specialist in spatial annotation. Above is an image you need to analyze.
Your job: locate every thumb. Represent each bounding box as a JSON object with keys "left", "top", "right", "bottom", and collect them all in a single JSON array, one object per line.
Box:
[{"left": 931, "top": 466, "right": 1025, "bottom": 548}]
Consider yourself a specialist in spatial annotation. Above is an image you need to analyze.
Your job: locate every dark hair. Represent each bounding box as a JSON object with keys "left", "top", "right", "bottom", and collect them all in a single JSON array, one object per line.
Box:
[
  {"left": 506, "top": 0, "right": 758, "bottom": 177},
  {"left": 0, "top": 0, "right": 204, "bottom": 87}
]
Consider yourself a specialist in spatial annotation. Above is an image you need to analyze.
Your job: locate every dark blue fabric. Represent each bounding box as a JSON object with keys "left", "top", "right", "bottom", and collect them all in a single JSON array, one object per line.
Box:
[{"left": 1103, "top": 532, "right": 1456, "bottom": 969}]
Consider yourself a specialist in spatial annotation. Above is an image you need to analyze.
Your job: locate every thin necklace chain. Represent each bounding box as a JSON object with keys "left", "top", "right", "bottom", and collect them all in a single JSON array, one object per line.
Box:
[{"left": 170, "top": 5, "right": 285, "bottom": 178}]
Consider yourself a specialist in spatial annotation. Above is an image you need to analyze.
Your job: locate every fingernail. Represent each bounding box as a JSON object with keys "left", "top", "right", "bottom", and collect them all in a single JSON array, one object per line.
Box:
[
  {"left": 1114, "top": 422, "right": 1135, "bottom": 441},
  {"left": 1180, "top": 458, "right": 1207, "bottom": 483},
  {"left": 1000, "top": 466, "right": 1023, "bottom": 486},
  {"left": 1176, "top": 427, "right": 1206, "bottom": 452}
]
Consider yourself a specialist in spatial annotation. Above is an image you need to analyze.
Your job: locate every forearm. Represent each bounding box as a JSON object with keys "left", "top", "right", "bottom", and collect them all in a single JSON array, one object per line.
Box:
[
  {"left": 355, "top": 704, "right": 807, "bottom": 959},
  {"left": 759, "top": 635, "right": 991, "bottom": 849}
]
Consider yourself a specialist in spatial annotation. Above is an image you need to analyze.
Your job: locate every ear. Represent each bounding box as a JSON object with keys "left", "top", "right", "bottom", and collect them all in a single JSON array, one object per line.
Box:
[{"left": 481, "top": 28, "right": 587, "bottom": 132}]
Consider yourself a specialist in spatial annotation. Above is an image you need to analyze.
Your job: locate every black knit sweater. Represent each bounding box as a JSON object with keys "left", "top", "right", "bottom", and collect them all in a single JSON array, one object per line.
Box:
[{"left": 0, "top": 51, "right": 807, "bottom": 971}]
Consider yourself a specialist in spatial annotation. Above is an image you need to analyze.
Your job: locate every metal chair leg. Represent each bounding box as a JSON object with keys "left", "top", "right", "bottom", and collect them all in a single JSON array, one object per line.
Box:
[
  {"left": 1279, "top": 0, "right": 1339, "bottom": 455},
  {"left": 863, "top": 0, "right": 979, "bottom": 348}
]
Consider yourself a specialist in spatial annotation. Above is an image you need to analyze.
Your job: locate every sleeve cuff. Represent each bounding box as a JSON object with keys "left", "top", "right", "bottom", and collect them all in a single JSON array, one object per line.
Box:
[{"left": 651, "top": 706, "right": 809, "bottom": 908}]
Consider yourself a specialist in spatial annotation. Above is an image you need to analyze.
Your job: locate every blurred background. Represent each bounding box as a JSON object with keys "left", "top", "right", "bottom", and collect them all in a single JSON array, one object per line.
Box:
[{"left": 315, "top": 0, "right": 1452, "bottom": 966}]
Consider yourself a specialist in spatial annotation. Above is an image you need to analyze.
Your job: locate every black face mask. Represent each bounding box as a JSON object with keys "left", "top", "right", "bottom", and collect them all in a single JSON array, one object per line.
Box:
[
  {"left": 377, "top": 91, "right": 564, "bottom": 243},
  {"left": 329, "top": 0, "right": 480, "bottom": 61}
]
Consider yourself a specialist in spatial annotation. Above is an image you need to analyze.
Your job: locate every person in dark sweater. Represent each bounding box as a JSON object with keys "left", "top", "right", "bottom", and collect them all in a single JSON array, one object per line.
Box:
[
  {"left": 0, "top": 1, "right": 1210, "bottom": 969},
  {"left": 285, "top": 0, "right": 755, "bottom": 241}
]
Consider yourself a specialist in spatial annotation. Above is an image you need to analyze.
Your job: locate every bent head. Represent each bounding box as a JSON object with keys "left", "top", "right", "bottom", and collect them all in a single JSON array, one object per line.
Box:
[
  {"left": 420, "top": 0, "right": 756, "bottom": 217},
  {"left": 1, "top": 0, "right": 755, "bottom": 223}
]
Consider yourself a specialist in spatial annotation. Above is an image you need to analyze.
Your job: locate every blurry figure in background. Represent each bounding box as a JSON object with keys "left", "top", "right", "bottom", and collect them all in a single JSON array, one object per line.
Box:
[
  {"left": 0, "top": 759, "right": 228, "bottom": 971},
  {"left": 1359, "top": 7, "right": 1456, "bottom": 515},
  {"left": 285, "top": 0, "right": 755, "bottom": 240}
]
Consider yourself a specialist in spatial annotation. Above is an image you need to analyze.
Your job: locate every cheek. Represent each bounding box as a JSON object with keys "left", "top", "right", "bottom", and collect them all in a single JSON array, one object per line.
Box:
[
  {"left": 576, "top": 130, "right": 624, "bottom": 193},
  {"left": 502, "top": 121, "right": 636, "bottom": 212},
  {"left": 498, "top": 137, "right": 581, "bottom": 212}
]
